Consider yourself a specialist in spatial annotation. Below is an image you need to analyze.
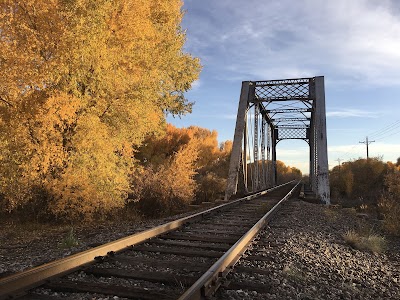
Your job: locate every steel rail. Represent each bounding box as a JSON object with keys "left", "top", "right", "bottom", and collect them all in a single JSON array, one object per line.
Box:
[
  {"left": 0, "top": 181, "right": 294, "bottom": 299},
  {"left": 178, "top": 180, "right": 301, "bottom": 300}
]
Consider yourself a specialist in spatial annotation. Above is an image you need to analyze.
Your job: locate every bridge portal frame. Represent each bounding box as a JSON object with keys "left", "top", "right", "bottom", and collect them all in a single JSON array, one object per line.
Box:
[{"left": 225, "top": 76, "right": 330, "bottom": 204}]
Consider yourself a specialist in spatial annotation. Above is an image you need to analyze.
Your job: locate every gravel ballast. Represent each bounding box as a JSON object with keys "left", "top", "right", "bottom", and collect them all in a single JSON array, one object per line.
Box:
[
  {"left": 0, "top": 209, "right": 202, "bottom": 277},
  {"left": 1, "top": 198, "right": 399, "bottom": 300},
  {"left": 216, "top": 199, "right": 400, "bottom": 299}
]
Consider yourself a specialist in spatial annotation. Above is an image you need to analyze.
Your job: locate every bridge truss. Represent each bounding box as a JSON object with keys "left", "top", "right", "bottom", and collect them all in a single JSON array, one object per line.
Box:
[{"left": 225, "top": 76, "right": 330, "bottom": 204}]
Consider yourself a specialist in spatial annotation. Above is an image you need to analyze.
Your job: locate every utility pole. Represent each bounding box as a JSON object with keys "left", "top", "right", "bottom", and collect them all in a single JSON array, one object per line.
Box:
[
  {"left": 335, "top": 158, "right": 342, "bottom": 172},
  {"left": 359, "top": 136, "right": 375, "bottom": 160}
]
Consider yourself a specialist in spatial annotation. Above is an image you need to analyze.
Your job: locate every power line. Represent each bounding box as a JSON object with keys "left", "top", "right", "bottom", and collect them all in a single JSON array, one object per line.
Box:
[
  {"left": 335, "top": 120, "right": 399, "bottom": 164},
  {"left": 374, "top": 128, "right": 400, "bottom": 142},
  {"left": 368, "top": 120, "right": 400, "bottom": 139},
  {"left": 371, "top": 125, "right": 400, "bottom": 140},
  {"left": 340, "top": 143, "right": 363, "bottom": 161},
  {"left": 368, "top": 120, "right": 399, "bottom": 136}
]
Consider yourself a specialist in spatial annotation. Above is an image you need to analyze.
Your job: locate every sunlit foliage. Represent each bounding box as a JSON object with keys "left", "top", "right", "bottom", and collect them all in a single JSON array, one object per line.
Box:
[
  {"left": 246, "top": 160, "right": 302, "bottom": 188},
  {"left": 194, "top": 133, "right": 232, "bottom": 203},
  {"left": 132, "top": 124, "right": 198, "bottom": 216},
  {"left": 379, "top": 167, "right": 400, "bottom": 235},
  {"left": 330, "top": 158, "right": 393, "bottom": 202},
  {"left": 276, "top": 160, "right": 302, "bottom": 184},
  {"left": 330, "top": 158, "right": 400, "bottom": 235},
  {"left": 0, "top": 0, "right": 200, "bottom": 220},
  {"left": 133, "top": 124, "right": 231, "bottom": 215}
]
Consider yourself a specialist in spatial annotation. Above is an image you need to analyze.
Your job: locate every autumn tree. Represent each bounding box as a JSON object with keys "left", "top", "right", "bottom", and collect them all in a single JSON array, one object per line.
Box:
[
  {"left": 276, "top": 160, "right": 302, "bottom": 184},
  {"left": 0, "top": 0, "right": 200, "bottom": 220},
  {"left": 132, "top": 142, "right": 198, "bottom": 217},
  {"left": 329, "top": 158, "right": 400, "bottom": 234},
  {"left": 379, "top": 168, "right": 400, "bottom": 235},
  {"left": 133, "top": 124, "right": 198, "bottom": 216},
  {"left": 191, "top": 129, "right": 232, "bottom": 203},
  {"left": 133, "top": 124, "right": 232, "bottom": 214},
  {"left": 329, "top": 158, "right": 390, "bottom": 204},
  {"left": 245, "top": 160, "right": 302, "bottom": 189}
]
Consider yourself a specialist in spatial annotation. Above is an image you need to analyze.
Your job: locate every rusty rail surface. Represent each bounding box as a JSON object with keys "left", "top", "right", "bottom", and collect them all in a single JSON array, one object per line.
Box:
[
  {"left": 0, "top": 181, "right": 295, "bottom": 299},
  {"left": 179, "top": 180, "right": 301, "bottom": 300}
]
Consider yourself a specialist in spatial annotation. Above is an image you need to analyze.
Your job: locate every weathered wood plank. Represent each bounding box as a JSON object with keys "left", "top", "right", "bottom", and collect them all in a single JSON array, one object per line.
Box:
[
  {"left": 109, "top": 255, "right": 210, "bottom": 272},
  {"left": 162, "top": 233, "right": 240, "bottom": 244},
  {"left": 19, "top": 294, "right": 63, "bottom": 300},
  {"left": 84, "top": 267, "right": 198, "bottom": 286},
  {"left": 45, "top": 280, "right": 179, "bottom": 300},
  {"left": 180, "top": 228, "right": 244, "bottom": 235},
  {"left": 132, "top": 245, "right": 223, "bottom": 258},
  {"left": 149, "top": 238, "right": 230, "bottom": 251},
  {"left": 233, "top": 265, "right": 272, "bottom": 276}
]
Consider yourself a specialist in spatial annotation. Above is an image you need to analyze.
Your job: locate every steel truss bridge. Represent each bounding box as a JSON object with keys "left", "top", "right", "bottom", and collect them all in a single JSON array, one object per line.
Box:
[{"left": 225, "top": 76, "right": 330, "bottom": 204}]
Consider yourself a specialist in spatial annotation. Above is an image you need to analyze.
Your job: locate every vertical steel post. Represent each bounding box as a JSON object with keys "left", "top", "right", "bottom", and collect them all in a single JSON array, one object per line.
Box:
[
  {"left": 309, "top": 79, "right": 317, "bottom": 194},
  {"left": 267, "top": 124, "right": 271, "bottom": 188},
  {"left": 272, "top": 128, "right": 278, "bottom": 186},
  {"left": 243, "top": 111, "right": 248, "bottom": 192},
  {"left": 314, "top": 76, "right": 330, "bottom": 204},
  {"left": 225, "top": 82, "right": 252, "bottom": 200},
  {"left": 261, "top": 118, "right": 266, "bottom": 189},
  {"left": 309, "top": 118, "right": 316, "bottom": 193},
  {"left": 253, "top": 104, "right": 259, "bottom": 192}
]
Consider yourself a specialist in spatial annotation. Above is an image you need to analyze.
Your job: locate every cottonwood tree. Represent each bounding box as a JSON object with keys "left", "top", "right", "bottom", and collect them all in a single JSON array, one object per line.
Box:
[
  {"left": 275, "top": 160, "right": 302, "bottom": 184},
  {"left": 133, "top": 124, "right": 199, "bottom": 216},
  {"left": 0, "top": 0, "right": 200, "bottom": 219},
  {"left": 133, "top": 125, "right": 232, "bottom": 214},
  {"left": 330, "top": 158, "right": 389, "bottom": 204}
]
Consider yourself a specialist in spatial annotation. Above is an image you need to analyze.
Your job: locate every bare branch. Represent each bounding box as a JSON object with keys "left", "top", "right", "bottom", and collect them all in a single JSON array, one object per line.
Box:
[{"left": 0, "top": 96, "right": 13, "bottom": 107}]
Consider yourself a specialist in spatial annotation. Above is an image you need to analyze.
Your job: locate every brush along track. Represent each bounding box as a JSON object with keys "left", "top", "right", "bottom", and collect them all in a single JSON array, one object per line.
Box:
[{"left": 0, "top": 181, "right": 299, "bottom": 300}]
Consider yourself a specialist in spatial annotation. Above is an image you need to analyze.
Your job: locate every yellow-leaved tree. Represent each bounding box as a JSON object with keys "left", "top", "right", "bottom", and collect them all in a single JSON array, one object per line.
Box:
[
  {"left": 134, "top": 124, "right": 232, "bottom": 215},
  {"left": 0, "top": 0, "right": 200, "bottom": 220},
  {"left": 133, "top": 124, "right": 199, "bottom": 216}
]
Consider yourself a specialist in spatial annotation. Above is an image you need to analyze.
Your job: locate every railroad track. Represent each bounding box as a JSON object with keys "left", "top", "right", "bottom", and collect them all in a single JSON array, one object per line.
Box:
[{"left": 0, "top": 181, "right": 300, "bottom": 300}]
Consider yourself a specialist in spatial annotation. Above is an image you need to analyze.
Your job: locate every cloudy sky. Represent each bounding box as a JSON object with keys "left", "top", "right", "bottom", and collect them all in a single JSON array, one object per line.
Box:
[{"left": 168, "top": 0, "right": 400, "bottom": 173}]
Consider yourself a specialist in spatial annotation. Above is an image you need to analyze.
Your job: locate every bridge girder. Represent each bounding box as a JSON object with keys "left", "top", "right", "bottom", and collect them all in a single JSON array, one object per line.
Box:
[{"left": 225, "top": 76, "right": 330, "bottom": 204}]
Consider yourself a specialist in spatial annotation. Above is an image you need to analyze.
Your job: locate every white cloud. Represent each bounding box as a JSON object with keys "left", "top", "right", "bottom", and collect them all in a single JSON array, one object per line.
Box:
[
  {"left": 369, "top": 142, "right": 400, "bottom": 161},
  {"left": 183, "top": 0, "right": 400, "bottom": 86},
  {"left": 326, "top": 109, "right": 379, "bottom": 118},
  {"left": 277, "top": 148, "right": 309, "bottom": 158},
  {"left": 177, "top": 0, "right": 400, "bottom": 174},
  {"left": 219, "top": 114, "right": 237, "bottom": 120},
  {"left": 329, "top": 142, "right": 400, "bottom": 163},
  {"left": 194, "top": 113, "right": 237, "bottom": 120},
  {"left": 329, "top": 144, "right": 364, "bottom": 155},
  {"left": 190, "top": 79, "right": 201, "bottom": 90}
]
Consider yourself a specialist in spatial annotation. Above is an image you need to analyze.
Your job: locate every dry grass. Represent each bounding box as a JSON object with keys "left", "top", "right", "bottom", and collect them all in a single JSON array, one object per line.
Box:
[
  {"left": 260, "top": 202, "right": 273, "bottom": 214},
  {"left": 342, "top": 207, "right": 357, "bottom": 215},
  {"left": 323, "top": 207, "right": 339, "bottom": 221},
  {"left": 59, "top": 228, "right": 79, "bottom": 249},
  {"left": 379, "top": 195, "right": 400, "bottom": 236},
  {"left": 343, "top": 230, "right": 386, "bottom": 254},
  {"left": 283, "top": 264, "right": 307, "bottom": 281}
]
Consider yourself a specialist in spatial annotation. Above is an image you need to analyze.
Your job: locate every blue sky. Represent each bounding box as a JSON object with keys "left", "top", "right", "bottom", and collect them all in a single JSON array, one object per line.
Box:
[{"left": 168, "top": 0, "right": 400, "bottom": 173}]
